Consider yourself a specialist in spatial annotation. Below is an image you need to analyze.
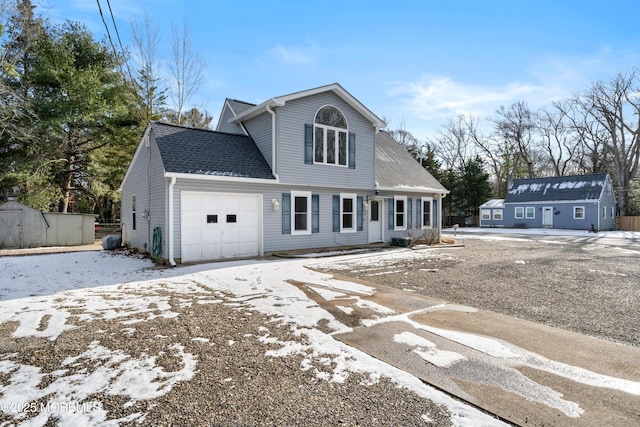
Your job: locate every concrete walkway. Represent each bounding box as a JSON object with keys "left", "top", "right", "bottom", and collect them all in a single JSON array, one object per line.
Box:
[{"left": 294, "top": 276, "right": 640, "bottom": 426}]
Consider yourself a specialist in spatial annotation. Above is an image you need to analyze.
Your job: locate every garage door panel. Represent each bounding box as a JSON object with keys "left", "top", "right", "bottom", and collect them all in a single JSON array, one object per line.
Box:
[{"left": 181, "top": 193, "right": 261, "bottom": 262}]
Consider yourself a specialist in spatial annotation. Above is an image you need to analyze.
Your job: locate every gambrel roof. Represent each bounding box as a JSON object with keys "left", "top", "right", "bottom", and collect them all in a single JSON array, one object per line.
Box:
[
  {"left": 375, "top": 131, "right": 448, "bottom": 194},
  {"left": 504, "top": 173, "right": 609, "bottom": 203},
  {"left": 150, "top": 122, "right": 275, "bottom": 180}
]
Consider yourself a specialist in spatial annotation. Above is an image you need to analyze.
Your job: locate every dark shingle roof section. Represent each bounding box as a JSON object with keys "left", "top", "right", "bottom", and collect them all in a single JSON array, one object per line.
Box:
[
  {"left": 505, "top": 173, "right": 608, "bottom": 203},
  {"left": 150, "top": 122, "right": 275, "bottom": 180},
  {"left": 227, "top": 99, "right": 256, "bottom": 115},
  {"left": 375, "top": 131, "right": 447, "bottom": 193}
]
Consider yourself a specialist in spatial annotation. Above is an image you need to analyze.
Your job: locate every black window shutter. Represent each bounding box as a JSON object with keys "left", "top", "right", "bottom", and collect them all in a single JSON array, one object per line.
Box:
[
  {"left": 407, "top": 198, "right": 413, "bottom": 229},
  {"left": 305, "top": 124, "right": 313, "bottom": 164},
  {"left": 312, "top": 194, "right": 320, "bottom": 233},
  {"left": 282, "top": 193, "right": 291, "bottom": 234},
  {"left": 416, "top": 198, "right": 422, "bottom": 228},
  {"left": 388, "top": 198, "right": 394, "bottom": 230},
  {"left": 332, "top": 195, "right": 340, "bottom": 232},
  {"left": 357, "top": 196, "right": 364, "bottom": 231},
  {"left": 348, "top": 132, "right": 356, "bottom": 169}
]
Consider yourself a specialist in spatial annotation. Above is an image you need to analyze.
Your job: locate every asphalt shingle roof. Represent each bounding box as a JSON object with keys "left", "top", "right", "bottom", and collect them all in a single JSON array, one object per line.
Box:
[
  {"left": 226, "top": 99, "right": 255, "bottom": 115},
  {"left": 504, "top": 173, "right": 608, "bottom": 203},
  {"left": 150, "top": 122, "right": 275, "bottom": 180},
  {"left": 375, "top": 131, "right": 447, "bottom": 193}
]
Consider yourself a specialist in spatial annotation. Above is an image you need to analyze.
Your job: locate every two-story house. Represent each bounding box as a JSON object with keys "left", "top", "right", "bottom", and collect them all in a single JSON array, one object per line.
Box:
[{"left": 119, "top": 83, "right": 448, "bottom": 264}]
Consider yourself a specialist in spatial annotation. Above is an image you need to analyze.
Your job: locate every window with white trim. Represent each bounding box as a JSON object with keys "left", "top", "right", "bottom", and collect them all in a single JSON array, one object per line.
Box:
[
  {"left": 340, "top": 193, "right": 356, "bottom": 233},
  {"left": 422, "top": 198, "right": 432, "bottom": 228},
  {"left": 525, "top": 207, "right": 535, "bottom": 219},
  {"left": 574, "top": 206, "right": 585, "bottom": 219},
  {"left": 132, "top": 195, "right": 136, "bottom": 230},
  {"left": 481, "top": 209, "right": 491, "bottom": 220},
  {"left": 611, "top": 206, "right": 615, "bottom": 219},
  {"left": 493, "top": 209, "right": 503, "bottom": 220},
  {"left": 602, "top": 206, "right": 607, "bottom": 219},
  {"left": 395, "top": 196, "right": 407, "bottom": 230},
  {"left": 292, "top": 191, "right": 311, "bottom": 235},
  {"left": 314, "top": 106, "right": 348, "bottom": 166},
  {"left": 515, "top": 206, "right": 524, "bottom": 219}
]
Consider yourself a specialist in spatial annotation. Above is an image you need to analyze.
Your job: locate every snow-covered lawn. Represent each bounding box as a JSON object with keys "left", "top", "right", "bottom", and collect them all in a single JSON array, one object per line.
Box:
[{"left": 0, "top": 250, "right": 503, "bottom": 426}]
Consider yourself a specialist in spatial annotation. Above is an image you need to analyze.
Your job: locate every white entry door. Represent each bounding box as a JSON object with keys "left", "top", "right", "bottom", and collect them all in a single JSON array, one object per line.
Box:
[
  {"left": 542, "top": 206, "right": 553, "bottom": 228},
  {"left": 181, "top": 192, "right": 261, "bottom": 262},
  {"left": 368, "top": 199, "right": 383, "bottom": 242}
]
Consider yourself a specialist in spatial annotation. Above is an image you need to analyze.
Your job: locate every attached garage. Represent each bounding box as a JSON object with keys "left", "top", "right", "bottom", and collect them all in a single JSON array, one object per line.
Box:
[{"left": 180, "top": 192, "right": 262, "bottom": 262}]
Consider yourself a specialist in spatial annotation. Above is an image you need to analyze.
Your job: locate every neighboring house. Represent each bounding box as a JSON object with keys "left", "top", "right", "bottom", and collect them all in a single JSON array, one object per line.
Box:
[
  {"left": 479, "top": 199, "right": 505, "bottom": 228},
  {"left": 489, "top": 173, "right": 616, "bottom": 231},
  {"left": 119, "top": 83, "right": 448, "bottom": 264}
]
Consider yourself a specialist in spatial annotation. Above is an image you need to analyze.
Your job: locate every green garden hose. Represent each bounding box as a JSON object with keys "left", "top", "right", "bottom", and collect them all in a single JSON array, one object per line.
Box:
[{"left": 151, "top": 226, "right": 162, "bottom": 258}]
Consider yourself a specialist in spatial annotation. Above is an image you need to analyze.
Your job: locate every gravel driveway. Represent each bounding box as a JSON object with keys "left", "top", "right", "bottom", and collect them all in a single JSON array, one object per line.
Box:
[{"left": 320, "top": 236, "right": 640, "bottom": 348}]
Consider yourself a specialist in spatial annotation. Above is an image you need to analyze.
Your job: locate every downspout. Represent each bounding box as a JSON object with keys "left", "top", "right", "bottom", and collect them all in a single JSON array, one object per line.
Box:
[
  {"left": 266, "top": 104, "right": 279, "bottom": 181},
  {"left": 168, "top": 176, "right": 177, "bottom": 266}
]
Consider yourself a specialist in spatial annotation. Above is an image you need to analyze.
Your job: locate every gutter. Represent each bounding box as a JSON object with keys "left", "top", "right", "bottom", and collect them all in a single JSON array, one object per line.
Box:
[
  {"left": 265, "top": 104, "right": 280, "bottom": 181},
  {"left": 168, "top": 176, "right": 176, "bottom": 267}
]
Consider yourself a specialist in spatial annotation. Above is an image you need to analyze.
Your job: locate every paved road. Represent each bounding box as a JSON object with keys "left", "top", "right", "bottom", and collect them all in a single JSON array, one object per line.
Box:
[{"left": 442, "top": 229, "right": 640, "bottom": 250}]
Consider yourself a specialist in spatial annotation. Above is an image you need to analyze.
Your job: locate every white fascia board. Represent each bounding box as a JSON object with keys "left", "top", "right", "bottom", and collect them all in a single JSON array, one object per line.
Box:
[
  {"left": 228, "top": 83, "right": 385, "bottom": 129},
  {"left": 504, "top": 200, "right": 600, "bottom": 205},
  {"left": 228, "top": 98, "right": 286, "bottom": 124},
  {"left": 164, "top": 172, "right": 278, "bottom": 185}
]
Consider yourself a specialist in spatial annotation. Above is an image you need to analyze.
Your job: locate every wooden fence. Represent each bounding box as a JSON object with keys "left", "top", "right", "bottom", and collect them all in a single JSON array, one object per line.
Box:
[{"left": 617, "top": 216, "right": 640, "bottom": 231}]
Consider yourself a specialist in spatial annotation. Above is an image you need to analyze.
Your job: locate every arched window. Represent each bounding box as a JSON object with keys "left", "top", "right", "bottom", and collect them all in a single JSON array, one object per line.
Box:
[{"left": 314, "top": 106, "right": 348, "bottom": 166}]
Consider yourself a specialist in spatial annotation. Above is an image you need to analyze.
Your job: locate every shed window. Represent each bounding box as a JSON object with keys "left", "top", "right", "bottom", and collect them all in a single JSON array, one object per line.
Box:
[
  {"left": 574, "top": 206, "right": 585, "bottom": 219},
  {"left": 226, "top": 214, "right": 237, "bottom": 223},
  {"left": 493, "top": 209, "right": 503, "bottom": 220},
  {"left": 515, "top": 207, "right": 524, "bottom": 219},
  {"left": 481, "top": 209, "right": 491, "bottom": 220},
  {"left": 525, "top": 207, "right": 535, "bottom": 219},
  {"left": 602, "top": 207, "right": 606, "bottom": 219},
  {"left": 207, "top": 214, "right": 218, "bottom": 224}
]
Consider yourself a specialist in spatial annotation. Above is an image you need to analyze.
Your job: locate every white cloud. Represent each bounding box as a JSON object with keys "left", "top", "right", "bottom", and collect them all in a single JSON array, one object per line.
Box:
[
  {"left": 388, "top": 76, "right": 544, "bottom": 122},
  {"left": 266, "top": 42, "right": 319, "bottom": 65}
]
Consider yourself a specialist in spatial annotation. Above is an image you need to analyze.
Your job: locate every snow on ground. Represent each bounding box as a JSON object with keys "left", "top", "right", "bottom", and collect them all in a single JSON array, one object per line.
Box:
[
  {"left": 1, "top": 229, "right": 639, "bottom": 425},
  {"left": 0, "top": 250, "right": 503, "bottom": 426}
]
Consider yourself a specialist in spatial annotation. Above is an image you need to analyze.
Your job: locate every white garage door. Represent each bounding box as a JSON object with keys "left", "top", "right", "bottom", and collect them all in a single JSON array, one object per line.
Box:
[{"left": 181, "top": 192, "right": 261, "bottom": 262}]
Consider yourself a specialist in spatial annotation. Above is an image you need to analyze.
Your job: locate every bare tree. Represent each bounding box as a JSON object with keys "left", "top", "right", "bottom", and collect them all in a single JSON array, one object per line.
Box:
[
  {"left": 492, "top": 101, "right": 541, "bottom": 178},
  {"left": 578, "top": 70, "right": 640, "bottom": 216},
  {"left": 428, "top": 114, "right": 478, "bottom": 170},
  {"left": 130, "top": 10, "right": 166, "bottom": 121},
  {"left": 537, "top": 104, "right": 581, "bottom": 176},
  {"left": 169, "top": 18, "right": 206, "bottom": 126}
]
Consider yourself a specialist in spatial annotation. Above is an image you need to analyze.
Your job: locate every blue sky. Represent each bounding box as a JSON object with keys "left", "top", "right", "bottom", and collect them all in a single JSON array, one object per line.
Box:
[{"left": 40, "top": 0, "right": 640, "bottom": 139}]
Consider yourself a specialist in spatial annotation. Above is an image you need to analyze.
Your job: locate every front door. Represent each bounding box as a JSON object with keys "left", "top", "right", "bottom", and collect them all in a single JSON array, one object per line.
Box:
[
  {"left": 368, "top": 199, "right": 383, "bottom": 242},
  {"left": 542, "top": 207, "right": 553, "bottom": 228}
]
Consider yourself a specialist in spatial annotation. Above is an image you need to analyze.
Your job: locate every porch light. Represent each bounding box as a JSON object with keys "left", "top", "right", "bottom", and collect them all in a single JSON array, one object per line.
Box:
[{"left": 272, "top": 198, "right": 280, "bottom": 211}]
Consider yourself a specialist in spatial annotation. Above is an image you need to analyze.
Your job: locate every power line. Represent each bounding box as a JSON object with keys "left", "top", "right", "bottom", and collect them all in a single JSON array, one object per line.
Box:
[{"left": 95, "top": 0, "right": 136, "bottom": 87}]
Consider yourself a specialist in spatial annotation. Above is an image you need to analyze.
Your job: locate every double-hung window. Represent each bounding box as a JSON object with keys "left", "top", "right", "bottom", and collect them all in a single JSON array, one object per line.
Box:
[
  {"left": 422, "top": 198, "right": 432, "bottom": 228},
  {"left": 314, "top": 106, "right": 348, "bottom": 166},
  {"left": 292, "top": 191, "right": 311, "bottom": 235},
  {"left": 395, "top": 196, "right": 407, "bottom": 230},
  {"left": 340, "top": 193, "right": 356, "bottom": 233},
  {"left": 574, "top": 206, "right": 585, "bottom": 219}
]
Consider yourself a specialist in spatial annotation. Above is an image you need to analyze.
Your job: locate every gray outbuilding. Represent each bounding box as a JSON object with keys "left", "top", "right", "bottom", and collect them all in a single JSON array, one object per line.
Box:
[{"left": 0, "top": 201, "right": 48, "bottom": 249}]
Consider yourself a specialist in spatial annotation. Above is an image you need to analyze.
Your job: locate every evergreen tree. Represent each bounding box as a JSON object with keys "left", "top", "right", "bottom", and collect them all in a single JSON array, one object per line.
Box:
[{"left": 458, "top": 156, "right": 493, "bottom": 216}]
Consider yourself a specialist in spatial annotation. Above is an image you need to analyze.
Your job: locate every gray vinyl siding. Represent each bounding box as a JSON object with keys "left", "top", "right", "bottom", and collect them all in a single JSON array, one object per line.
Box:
[
  {"left": 275, "top": 92, "right": 376, "bottom": 189},
  {"left": 377, "top": 191, "right": 442, "bottom": 242},
  {"left": 244, "top": 113, "right": 273, "bottom": 170},
  {"left": 217, "top": 104, "right": 245, "bottom": 135},
  {"left": 121, "top": 134, "right": 167, "bottom": 256},
  {"left": 169, "top": 179, "right": 371, "bottom": 259},
  {"left": 503, "top": 201, "right": 602, "bottom": 230}
]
